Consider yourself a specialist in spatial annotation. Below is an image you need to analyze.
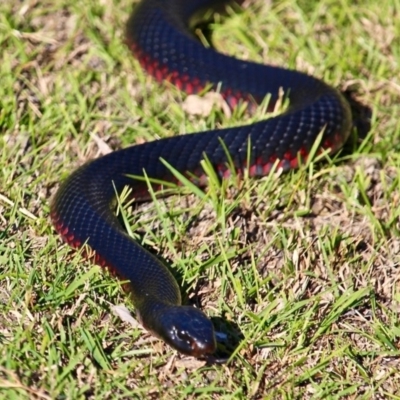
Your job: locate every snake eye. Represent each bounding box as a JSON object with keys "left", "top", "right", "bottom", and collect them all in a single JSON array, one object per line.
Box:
[{"left": 176, "top": 330, "right": 192, "bottom": 345}]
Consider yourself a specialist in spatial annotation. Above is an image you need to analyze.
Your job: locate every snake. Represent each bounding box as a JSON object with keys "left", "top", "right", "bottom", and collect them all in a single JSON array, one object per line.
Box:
[{"left": 50, "top": 0, "right": 352, "bottom": 357}]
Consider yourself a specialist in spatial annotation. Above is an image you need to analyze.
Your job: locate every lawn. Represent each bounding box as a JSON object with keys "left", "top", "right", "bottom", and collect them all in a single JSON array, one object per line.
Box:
[{"left": 1, "top": 0, "right": 400, "bottom": 398}]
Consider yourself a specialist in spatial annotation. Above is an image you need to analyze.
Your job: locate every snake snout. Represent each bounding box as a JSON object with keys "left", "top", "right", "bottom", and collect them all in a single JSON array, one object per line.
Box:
[{"left": 160, "top": 306, "right": 217, "bottom": 357}]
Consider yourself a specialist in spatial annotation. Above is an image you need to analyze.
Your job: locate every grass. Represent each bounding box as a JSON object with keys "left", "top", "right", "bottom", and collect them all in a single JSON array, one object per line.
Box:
[{"left": 1, "top": 0, "right": 400, "bottom": 398}]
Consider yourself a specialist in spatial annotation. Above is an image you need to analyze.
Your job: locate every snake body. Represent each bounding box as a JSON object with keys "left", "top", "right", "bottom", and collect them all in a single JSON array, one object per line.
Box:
[{"left": 51, "top": 0, "right": 352, "bottom": 356}]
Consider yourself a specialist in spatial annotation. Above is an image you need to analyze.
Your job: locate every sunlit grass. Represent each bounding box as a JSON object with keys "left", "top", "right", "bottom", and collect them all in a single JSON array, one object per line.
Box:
[{"left": 1, "top": 0, "right": 400, "bottom": 398}]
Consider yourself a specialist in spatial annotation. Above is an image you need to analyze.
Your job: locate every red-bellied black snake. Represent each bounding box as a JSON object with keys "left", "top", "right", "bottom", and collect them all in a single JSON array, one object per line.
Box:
[{"left": 51, "top": 0, "right": 352, "bottom": 357}]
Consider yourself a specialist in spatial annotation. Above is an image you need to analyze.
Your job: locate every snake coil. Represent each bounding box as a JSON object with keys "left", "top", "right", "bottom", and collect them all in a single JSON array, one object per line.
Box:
[{"left": 51, "top": 0, "right": 352, "bottom": 356}]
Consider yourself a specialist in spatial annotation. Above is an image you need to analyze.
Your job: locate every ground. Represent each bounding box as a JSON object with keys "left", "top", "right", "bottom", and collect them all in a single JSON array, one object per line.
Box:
[{"left": 1, "top": 0, "right": 400, "bottom": 398}]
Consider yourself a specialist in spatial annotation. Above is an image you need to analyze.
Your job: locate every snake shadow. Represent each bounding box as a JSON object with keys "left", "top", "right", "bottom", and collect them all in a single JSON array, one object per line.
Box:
[{"left": 342, "top": 89, "right": 372, "bottom": 153}]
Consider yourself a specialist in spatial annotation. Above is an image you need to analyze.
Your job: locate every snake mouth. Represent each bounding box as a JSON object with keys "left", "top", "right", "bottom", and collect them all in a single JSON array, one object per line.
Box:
[
  {"left": 166, "top": 330, "right": 216, "bottom": 357},
  {"left": 182, "top": 331, "right": 217, "bottom": 357}
]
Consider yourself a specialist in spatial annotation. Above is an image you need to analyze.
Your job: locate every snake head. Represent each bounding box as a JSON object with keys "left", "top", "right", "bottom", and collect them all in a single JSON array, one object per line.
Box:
[{"left": 143, "top": 305, "right": 217, "bottom": 357}]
